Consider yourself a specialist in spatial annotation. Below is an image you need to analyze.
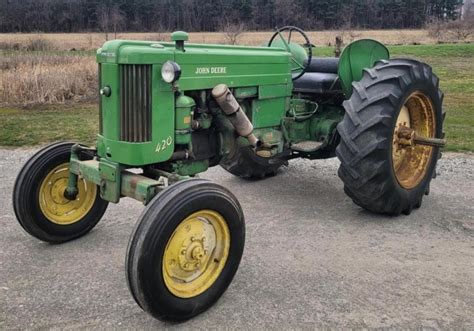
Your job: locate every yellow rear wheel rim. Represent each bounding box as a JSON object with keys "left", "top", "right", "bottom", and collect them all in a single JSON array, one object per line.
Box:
[
  {"left": 39, "top": 163, "right": 97, "bottom": 225},
  {"left": 162, "top": 210, "right": 230, "bottom": 298},
  {"left": 392, "top": 91, "right": 436, "bottom": 189}
]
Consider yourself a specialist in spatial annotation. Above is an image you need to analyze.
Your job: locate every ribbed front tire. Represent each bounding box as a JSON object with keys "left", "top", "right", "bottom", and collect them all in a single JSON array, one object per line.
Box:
[
  {"left": 126, "top": 179, "right": 245, "bottom": 321},
  {"left": 13, "top": 142, "right": 108, "bottom": 243}
]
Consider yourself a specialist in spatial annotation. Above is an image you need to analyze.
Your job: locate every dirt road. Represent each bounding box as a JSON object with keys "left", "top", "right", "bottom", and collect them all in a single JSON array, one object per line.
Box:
[{"left": 1, "top": 148, "right": 473, "bottom": 329}]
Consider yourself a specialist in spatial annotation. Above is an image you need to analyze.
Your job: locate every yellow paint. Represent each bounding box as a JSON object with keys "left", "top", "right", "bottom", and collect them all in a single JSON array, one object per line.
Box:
[
  {"left": 183, "top": 116, "right": 191, "bottom": 124},
  {"left": 392, "top": 91, "right": 435, "bottom": 189},
  {"left": 162, "top": 210, "right": 230, "bottom": 298},
  {"left": 39, "top": 163, "right": 97, "bottom": 225}
]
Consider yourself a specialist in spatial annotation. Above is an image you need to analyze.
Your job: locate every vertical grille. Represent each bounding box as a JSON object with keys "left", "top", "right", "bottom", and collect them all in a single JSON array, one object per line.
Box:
[
  {"left": 98, "top": 64, "right": 103, "bottom": 134},
  {"left": 119, "top": 64, "right": 152, "bottom": 142}
]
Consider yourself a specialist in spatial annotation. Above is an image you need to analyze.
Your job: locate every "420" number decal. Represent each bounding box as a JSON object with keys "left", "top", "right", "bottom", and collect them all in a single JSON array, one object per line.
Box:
[{"left": 155, "top": 136, "right": 173, "bottom": 153}]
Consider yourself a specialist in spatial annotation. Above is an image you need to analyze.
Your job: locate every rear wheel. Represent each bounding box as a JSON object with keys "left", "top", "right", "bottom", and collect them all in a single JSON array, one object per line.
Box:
[
  {"left": 13, "top": 142, "right": 108, "bottom": 243},
  {"left": 126, "top": 179, "right": 245, "bottom": 321},
  {"left": 336, "top": 59, "right": 444, "bottom": 215},
  {"left": 220, "top": 138, "right": 285, "bottom": 179}
]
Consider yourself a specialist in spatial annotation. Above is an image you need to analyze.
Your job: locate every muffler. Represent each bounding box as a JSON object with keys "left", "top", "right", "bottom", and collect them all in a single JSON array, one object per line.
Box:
[{"left": 212, "top": 84, "right": 259, "bottom": 147}]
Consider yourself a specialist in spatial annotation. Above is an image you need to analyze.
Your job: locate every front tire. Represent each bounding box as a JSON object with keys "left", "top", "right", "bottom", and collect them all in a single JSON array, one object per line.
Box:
[
  {"left": 13, "top": 142, "right": 108, "bottom": 243},
  {"left": 336, "top": 59, "right": 444, "bottom": 216},
  {"left": 126, "top": 179, "right": 245, "bottom": 322}
]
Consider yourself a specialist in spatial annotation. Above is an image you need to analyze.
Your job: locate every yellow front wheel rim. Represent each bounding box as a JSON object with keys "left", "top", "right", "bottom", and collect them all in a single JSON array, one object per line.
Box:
[
  {"left": 162, "top": 210, "right": 230, "bottom": 298},
  {"left": 39, "top": 163, "right": 97, "bottom": 225}
]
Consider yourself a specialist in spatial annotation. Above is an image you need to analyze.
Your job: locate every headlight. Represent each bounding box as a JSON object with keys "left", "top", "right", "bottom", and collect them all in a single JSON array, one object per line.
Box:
[{"left": 161, "top": 61, "right": 181, "bottom": 83}]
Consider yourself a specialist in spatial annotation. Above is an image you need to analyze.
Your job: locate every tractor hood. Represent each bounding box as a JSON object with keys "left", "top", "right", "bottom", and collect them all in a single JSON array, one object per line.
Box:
[{"left": 97, "top": 39, "right": 292, "bottom": 90}]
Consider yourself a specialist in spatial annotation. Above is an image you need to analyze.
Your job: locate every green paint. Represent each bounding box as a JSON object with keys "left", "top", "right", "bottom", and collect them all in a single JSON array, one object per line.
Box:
[
  {"left": 173, "top": 160, "right": 209, "bottom": 176},
  {"left": 98, "top": 159, "right": 121, "bottom": 203},
  {"left": 70, "top": 157, "right": 163, "bottom": 204},
  {"left": 234, "top": 86, "right": 258, "bottom": 98},
  {"left": 96, "top": 39, "right": 292, "bottom": 166},
  {"left": 251, "top": 98, "right": 287, "bottom": 128},
  {"left": 171, "top": 31, "right": 189, "bottom": 42},
  {"left": 338, "top": 39, "right": 390, "bottom": 97},
  {"left": 82, "top": 32, "right": 398, "bottom": 205},
  {"left": 121, "top": 172, "right": 163, "bottom": 204},
  {"left": 175, "top": 94, "right": 194, "bottom": 145}
]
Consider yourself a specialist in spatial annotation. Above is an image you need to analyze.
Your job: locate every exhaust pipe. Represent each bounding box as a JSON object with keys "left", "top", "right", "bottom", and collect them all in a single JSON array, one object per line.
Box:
[{"left": 212, "top": 84, "right": 259, "bottom": 147}]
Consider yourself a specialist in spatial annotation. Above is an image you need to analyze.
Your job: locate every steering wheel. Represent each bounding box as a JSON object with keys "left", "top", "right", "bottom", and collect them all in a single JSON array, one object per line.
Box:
[{"left": 268, "top": 26, "right": 313, "bottom": 81}]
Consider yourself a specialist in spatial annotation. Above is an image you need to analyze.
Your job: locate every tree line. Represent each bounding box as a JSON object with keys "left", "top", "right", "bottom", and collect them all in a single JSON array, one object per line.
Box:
[{"left": 0, "top": 0, "right": 464, "bottom": 33}]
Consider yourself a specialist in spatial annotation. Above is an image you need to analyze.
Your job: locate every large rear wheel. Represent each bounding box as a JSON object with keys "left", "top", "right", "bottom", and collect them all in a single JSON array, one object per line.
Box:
[{"left": 336, "top": 59, "right": 445, "bottom": 215}]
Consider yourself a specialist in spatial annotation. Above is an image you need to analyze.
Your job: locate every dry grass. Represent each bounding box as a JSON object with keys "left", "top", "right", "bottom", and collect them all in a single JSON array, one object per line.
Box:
[
  {"left": 2, "top": 29, "right": 471, "bottom": 51},
  {"left": 0, "top": 54, "right": 96, "bottom": 107}
]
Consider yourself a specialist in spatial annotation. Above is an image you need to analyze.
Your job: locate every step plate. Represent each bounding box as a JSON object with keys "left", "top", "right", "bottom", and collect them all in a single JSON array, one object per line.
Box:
[{"left": 291, "top": 141, "right": 324, "bottom": 153}]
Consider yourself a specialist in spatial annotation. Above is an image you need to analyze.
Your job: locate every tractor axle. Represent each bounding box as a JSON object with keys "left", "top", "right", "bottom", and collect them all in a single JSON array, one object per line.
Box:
[{"left": 396, "top": 126, "right": 446, "bottom": 148}]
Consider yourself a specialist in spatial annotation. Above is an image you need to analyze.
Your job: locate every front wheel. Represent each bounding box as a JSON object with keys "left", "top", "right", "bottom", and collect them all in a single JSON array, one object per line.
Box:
[
  {"left": 13, "top": 142, "right": 108, "bottom": 243},
  {"left": 126, "top": 179, "right": 245, "bottom": 322},
  {"left": 336, "top": 59, "right": 445, "bottom": 215}
]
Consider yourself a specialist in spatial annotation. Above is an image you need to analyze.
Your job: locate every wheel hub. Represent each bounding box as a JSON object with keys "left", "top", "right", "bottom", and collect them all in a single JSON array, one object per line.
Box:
[
  {"left": 176, "top": 232, "right": 212, "bottom": 275},
  {"left": 162, "top": 210, "right": 230, "bottom": 298},
  {"left": 391, "top": 92, "right": 436, "bottom": 189},
  {"left": 39, "top": 163, "right": 97, "bottom": 224}
]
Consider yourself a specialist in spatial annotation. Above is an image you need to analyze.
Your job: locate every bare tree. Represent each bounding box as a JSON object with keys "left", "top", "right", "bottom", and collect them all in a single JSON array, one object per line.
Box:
[
  {"left": 110, "top": 5, "right": 125, "bottom": 39},
  {"left": 442, "top": 4, "right": 474, "bottom": 42},
  {"left": 448, "top": 19, "right": 473, "bottom": 40},
  {"left": 96, "top": 4, "right": 110, "bottom": 41},
  {"left": 426, "top": 17, "right": 448, "bottom": 42},
  {"left": 221, "top": 20, "right": 246, "bottom": 45}
]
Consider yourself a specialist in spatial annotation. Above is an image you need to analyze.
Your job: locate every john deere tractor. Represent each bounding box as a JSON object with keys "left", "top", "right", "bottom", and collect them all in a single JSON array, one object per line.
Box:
[{"left": 13, "top": 27, "right": 446, "bottom": 321}]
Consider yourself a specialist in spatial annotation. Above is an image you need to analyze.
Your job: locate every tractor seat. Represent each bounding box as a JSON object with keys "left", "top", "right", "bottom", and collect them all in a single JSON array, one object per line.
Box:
[{"left": 293, "top": 57, "right": 342, "bottom": 95}]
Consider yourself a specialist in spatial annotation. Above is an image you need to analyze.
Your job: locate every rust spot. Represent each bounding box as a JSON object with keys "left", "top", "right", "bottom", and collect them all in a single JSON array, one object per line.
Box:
[{"left": 129, "top": 176, "right": 139, "bottom": 193}]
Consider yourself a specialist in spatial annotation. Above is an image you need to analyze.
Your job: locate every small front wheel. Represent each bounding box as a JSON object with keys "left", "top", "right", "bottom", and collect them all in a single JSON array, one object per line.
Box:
[
  {"left": 126, "top": 179, "right": 245, "bottom": 322},
  {"left": 13, "top": 142, "right": 108, "bottom": 243}
]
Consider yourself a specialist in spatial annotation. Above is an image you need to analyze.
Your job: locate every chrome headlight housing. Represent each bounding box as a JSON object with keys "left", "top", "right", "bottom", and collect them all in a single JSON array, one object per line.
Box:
[{"left": 161, "top": 61, "right": 181, "bottom": 83}]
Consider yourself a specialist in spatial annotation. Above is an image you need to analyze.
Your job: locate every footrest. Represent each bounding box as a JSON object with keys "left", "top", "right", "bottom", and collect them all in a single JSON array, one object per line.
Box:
[{"left": 291, "top": 141, "right": 324, "bottom": 152}]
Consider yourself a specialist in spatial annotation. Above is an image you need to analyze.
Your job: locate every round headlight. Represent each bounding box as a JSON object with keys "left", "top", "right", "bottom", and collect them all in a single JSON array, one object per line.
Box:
[{"left": 161, "top": 61, "right": 181, "bottom": 83}]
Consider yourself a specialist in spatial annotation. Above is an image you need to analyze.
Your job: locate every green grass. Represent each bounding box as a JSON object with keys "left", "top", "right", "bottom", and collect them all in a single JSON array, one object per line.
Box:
[
  {"left": 0, "top": 105, "right": 99, "bottom": 147},
  {"left": 391, "top": 44, "right": 474, "bottom": 152},
  {"left": 1, "top": 43, "right": 473, "bottom": 151}
]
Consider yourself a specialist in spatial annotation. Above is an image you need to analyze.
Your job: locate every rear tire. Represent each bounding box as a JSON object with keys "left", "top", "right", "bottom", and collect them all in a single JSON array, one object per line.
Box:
[
  {"left": 13, "top": 142, "right": 108, "bottom": 243},
  {"left": 336, "top": 59, "right": 444, "bottom": 216},
  {"left": 126, "top": 179, "right": 245, "bottom": 321},
  {"left": 220, "top": 142, "right": 284, "bottom": 179}
]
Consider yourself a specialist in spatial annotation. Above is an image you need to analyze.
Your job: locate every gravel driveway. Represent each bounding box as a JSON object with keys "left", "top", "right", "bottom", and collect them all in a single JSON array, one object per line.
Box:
[{"left": 1, "top": 148, "right": 473, "bottom": 329}]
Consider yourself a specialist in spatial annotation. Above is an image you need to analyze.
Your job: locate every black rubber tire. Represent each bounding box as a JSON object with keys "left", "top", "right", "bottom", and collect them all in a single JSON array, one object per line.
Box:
[
  {"left": 126, "top": 179, "right": 245, "bottom": 322},
  {"left": 336, "top": 58, "right": 445, "bottom": 216},
  {"left": 12, "top": 142, "right": 108, "bottom": 243},
  {"left": 220, "top": 144, "right": 284, "bottom": 179}
]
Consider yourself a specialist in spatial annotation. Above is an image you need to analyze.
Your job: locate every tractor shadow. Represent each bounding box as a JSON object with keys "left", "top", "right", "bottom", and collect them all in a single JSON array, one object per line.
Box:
[{"left": 213, "top": 159, "right": 408, "bottom": 226}]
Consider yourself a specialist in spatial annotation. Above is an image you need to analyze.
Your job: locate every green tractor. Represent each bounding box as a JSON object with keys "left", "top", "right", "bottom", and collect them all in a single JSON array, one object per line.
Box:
[{"left": 13, "top": 27, "right": 446, "bottom": 321}]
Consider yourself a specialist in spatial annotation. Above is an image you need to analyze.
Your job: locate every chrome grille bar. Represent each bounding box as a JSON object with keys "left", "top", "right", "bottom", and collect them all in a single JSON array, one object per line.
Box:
[{"left": 119, "top": 64, "right": 152, "bottom": 142}]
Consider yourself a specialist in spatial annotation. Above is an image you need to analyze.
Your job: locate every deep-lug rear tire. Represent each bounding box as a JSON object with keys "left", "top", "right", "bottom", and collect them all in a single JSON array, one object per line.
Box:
[
  {"left": 220, "top": 142, "right": 284, "bottom": 179},
  {"left": 336, "top": 59, "right": 445, "bottom": 216},
  {"left": 13, "top": 142, "right": 108, "bottom": 243},
  {"left": 126, "top": 179, "right": 245, "bottom": 322}
]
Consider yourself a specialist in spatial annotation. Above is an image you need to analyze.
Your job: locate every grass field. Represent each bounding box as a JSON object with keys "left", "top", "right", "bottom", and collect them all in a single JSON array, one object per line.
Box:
[{"left": 0, "top": 39, "right": 473, "bottom": 151}]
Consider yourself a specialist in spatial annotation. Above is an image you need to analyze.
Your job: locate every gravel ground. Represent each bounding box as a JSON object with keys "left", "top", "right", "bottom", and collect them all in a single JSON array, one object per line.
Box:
[{"left": 0, "top": 148, "right": 473, "bottom": 330}]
